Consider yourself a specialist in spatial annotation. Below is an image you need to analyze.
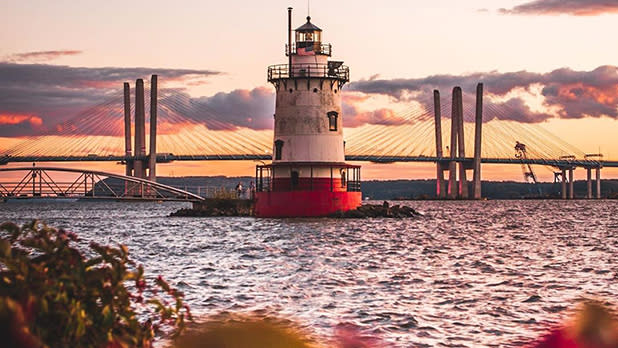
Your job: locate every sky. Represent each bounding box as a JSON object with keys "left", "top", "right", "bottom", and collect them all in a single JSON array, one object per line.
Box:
[{"left": 1, "top": 0, "right": 618, "bottom": 181}]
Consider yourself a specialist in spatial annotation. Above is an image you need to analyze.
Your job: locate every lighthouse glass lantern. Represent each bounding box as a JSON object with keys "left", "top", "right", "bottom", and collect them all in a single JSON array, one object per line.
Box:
[{"left": 254, "top": 10, "right": 362, "bottom": 217}]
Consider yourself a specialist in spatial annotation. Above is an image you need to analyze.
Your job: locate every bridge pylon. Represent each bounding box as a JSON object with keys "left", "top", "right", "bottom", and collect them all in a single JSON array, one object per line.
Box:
[
  {"left": 437, "top": 84, "right": 483, "bottom": 199},
  {"left": 123, "top": 82, "right": 133, "bottom": 196},
  {"left": 471, "top": 83, "right": 483, "bottom": 199},
  {"left": 433, "top": 90, "right": 445, "bottom": 198},
  {"left": 447, "top": 88, "right": 458, "bottom": 199},
  {"left": 123, "top": 75, "right": 158, "bottom": 197}
]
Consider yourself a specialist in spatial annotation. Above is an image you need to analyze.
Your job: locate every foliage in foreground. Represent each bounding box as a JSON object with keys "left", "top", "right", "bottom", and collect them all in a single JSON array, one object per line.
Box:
[
  {"left": 173, "top": 314, "right": 384, "bottom": 348},
  {"left": 0, "top": 220, "right": 191, "bottom": 348}
]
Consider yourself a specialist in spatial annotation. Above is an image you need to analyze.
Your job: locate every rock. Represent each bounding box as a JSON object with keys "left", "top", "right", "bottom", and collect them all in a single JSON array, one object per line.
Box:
[
  {"left": 328, "top": 203, "right": 420, "bottom": 219},
  {"left": 170, "top": 198, "right": 254, "bottom": 217},
  {"left": 171, "top": 199, "right": 420, "bottom": 219}
]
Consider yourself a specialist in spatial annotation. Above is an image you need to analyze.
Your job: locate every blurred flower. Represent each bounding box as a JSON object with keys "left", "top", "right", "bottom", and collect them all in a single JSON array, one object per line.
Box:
[
  {"left": 173, "top": 316, "right": 314, "bottom": 348},
  {"left": 531, "top": 300, "right": 618, "bottom": 348},
  {"left": 334, "top": 323, "right": 385, "bottom": 348}
]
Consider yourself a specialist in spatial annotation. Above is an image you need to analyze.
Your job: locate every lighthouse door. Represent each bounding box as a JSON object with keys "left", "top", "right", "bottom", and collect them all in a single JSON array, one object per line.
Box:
[{"left": 291, "top": 170, "right": 300, "bottom": 190}]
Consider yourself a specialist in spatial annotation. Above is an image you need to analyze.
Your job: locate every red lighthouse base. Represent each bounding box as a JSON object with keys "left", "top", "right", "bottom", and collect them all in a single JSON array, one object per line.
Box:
[{"left": 254, "top": 190, "right": 361, "bottom": 218}]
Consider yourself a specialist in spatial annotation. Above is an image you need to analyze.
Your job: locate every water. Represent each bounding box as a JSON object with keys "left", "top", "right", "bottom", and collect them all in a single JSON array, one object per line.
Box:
[{"left": 1, "top": 200, "right": 617, "bottom": 347}]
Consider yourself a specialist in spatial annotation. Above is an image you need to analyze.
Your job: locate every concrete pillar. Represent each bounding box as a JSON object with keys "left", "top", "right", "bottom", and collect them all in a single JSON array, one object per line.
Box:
[
  {"left": 561, "top": 168, "right": 567, "bottom": 200},
  {"left": 123, "top": 82, "right": 133, "bottom": 177},
  {"left": 472, "top": 83, "right": 483, "bottom": 199},
  {"left": 586, "top": 168, "right": 592, "bottom": 199},
  {"left": 433, "top": 90, "right": 445, "bottom": 198},
  {"left": 596, "top": 167, "right": 601, "bottom": 199},
  {"left": 134, "top": 79, "right": 146, "bottom": 179},
  {"left": 455, "top": 87, "right": 468, "bottom": 198},
  {"left": 568, "top": 168, "right": 574, "bottom": 199},
  {"left": 148, "top": 75, "right": 158, "bottom": 182},
  {"left": 447, "top": 88, "right": 458, "bottom": 199}
]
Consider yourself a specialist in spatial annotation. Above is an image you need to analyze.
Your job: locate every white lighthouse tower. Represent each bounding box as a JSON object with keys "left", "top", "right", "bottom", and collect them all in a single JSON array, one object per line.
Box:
[{"left": 254, "top": 8, "right": 362, "bottom": 217}]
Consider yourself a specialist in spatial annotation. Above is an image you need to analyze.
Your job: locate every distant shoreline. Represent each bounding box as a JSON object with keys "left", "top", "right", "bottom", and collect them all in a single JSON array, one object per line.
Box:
[{"left": 152, "top": 176, "right": 618, "bottom": 200}]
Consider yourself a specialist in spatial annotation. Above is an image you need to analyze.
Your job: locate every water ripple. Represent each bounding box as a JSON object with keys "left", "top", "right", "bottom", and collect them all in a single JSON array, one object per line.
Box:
[{"left": 1, "top": 199, "right": 617, "bottom": 347}]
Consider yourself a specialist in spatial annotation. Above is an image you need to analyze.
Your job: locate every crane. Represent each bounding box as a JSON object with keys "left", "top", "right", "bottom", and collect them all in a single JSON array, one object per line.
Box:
[{"left": 514, "top": 141, "right": 538, "bottom": 184}]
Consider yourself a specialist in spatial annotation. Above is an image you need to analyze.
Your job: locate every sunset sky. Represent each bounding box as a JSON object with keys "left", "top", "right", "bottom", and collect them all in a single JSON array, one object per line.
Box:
[{"left": 2, "top": 0, "right": 618, "bottom": 181}]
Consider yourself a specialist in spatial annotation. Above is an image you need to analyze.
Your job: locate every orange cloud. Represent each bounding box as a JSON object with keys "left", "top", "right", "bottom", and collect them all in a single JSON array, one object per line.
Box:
[
  {"left": 0, "top": 114, "right": 43, "bottom": 127},
  {"left": 342, "top": 91, "right": 371, "bottom": 104}
]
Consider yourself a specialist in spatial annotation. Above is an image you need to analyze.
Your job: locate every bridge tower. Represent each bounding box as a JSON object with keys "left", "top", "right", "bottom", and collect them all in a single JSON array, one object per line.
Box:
[
  {"left": 254, "top": 8, "right": 361, "bottom": 217},
  {"left": 122, "top": 75, "right": 158, "bottom": 196}
]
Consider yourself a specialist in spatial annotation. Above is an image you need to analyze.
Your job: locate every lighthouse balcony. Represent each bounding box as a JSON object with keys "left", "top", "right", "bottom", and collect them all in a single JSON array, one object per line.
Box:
[{"left": 267, "top": 63, "right": 349, "bottom": 83}]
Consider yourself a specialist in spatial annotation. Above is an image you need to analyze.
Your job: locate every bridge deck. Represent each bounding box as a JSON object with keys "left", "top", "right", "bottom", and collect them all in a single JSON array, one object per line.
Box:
[{"left": 1, "top": 155, "right": 616, "bottom": 168}]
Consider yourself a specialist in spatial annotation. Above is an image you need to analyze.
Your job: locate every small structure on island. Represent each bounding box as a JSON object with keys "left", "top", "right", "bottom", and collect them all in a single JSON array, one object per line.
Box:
[{"left": 254, "top": 8, "right": 361, "bottom": 217}]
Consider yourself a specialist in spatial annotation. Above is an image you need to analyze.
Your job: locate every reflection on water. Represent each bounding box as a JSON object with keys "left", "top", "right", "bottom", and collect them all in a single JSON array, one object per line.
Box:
[{"left": 1, "top": 200, "right": 617, "bottom": 347}]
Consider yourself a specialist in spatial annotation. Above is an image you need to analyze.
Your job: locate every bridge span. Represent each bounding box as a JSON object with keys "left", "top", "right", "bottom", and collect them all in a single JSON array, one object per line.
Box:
[{"left": 0, "top": 166, "right": 204, "bottom": 202}]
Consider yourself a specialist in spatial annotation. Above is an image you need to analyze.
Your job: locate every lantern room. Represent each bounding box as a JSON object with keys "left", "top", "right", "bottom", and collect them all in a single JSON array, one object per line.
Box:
[
  {"left": 287, "top": 16, "right": 331, "bottom": 57},
  {"left": 296, "top": 16, "right": 322, "bottom": 45}
]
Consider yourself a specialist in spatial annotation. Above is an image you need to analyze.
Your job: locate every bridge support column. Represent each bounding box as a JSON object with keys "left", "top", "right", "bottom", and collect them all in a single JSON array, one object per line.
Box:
[
  {"left": 123, "top": 82, "right": 133, "bottom": 196},
  {"left": 447, "top": 88, "right": 458, "bottom": 199},
  {"left": 134, "top": 79, "right": 147, "bottom": 180},
  {"left": 568, "top": 168, "right": 574, "bottom": 199},
  {"left": 561, "top": 168, "right": 567, "bottom": 200},
  {"left": 148, "top": 74, "right": 158, "bottom": 183},
  {"left": 472, "top": 83, "right": 483, "bottom": 199},
  {"left": 455, "top": 87, "right": 468, "bottom": 198},
  {"left": 596, "top": 167, "right": 601, "bottom": 199},
  {"left": 433, "top": 90, "right": 445, "bottom": 198},
  {"left": 123, "top": 82, "right": 133, "bottom": 177},
  {"left": 586, "top": 168, "right": 592, "bottom": 199}
]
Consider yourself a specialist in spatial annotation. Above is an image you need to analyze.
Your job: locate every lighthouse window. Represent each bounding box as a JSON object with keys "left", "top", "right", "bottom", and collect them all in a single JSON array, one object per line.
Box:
[
  {"left": 327, "top": 111, "right": 338, "bottom": 131},
  {"left": 274, "top": 140, "right": 284, "bottom": 160}
]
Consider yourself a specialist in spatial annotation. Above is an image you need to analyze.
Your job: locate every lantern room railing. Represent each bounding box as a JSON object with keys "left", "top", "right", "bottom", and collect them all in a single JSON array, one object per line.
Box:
[
  {"left": 267, "top": 63, "right": 349, "bottom": 83},
  {"left": 285, "top": 43, "right": 332, "bottom": 56}
]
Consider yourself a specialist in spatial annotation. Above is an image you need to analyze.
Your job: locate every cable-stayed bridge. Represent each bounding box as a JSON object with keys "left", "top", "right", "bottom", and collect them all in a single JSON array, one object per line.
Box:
[{"left": 0, "top": 78, "right": 614, "bottom": 200}]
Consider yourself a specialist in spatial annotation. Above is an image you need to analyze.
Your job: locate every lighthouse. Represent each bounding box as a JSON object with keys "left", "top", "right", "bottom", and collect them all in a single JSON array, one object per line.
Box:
[{"left": 254, "top": 8, "right": 362, "bottom": 217}]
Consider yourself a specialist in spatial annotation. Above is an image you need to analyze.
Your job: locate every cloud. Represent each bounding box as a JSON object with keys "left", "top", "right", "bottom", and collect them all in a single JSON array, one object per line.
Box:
[
  {"left": 0, "top": 62, "right": 221, "bottom": 136},
  {"left": 191, "top": 87, "right": 274, "bottom": 130},
  {"left": 0, "top": 60, "right": 414, "bottom": 137},
  {"left": 3, "top": 50, "right": 83, "bottom": 63},
  {"left": 0, "top": 113, "right": 45, "bottom": 137},
  {"left": 341, "top": 94, "right": 408, "bottom": 127},
  {"left": 349, "top": 65, "right": 618, "bottom": 123},
  {"left": 3, "top": 61, "right": 618, "bottom": 138},
  {"left": 344, "top": 108, "right": 409, "bottom": 128},
  {"left": 0, "top": 114, "right": 43, "bottom": 126},
  {"left": 498, "top": 0, "right": 618, "bottom": 16}
]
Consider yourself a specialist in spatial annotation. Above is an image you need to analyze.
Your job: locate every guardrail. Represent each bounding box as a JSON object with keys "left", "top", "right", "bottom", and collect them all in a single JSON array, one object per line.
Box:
[
  {"left": 285, "top": 43, "right": 332, "bottom": 56},
  {"left": 267, "top": 63, "right": 349, "bottom": 83}
]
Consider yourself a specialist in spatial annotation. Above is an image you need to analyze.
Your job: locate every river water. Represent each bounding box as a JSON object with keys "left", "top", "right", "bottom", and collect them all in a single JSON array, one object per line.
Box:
[{"left": 1, "top": 200, "right": 617, "bottom": 347}]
